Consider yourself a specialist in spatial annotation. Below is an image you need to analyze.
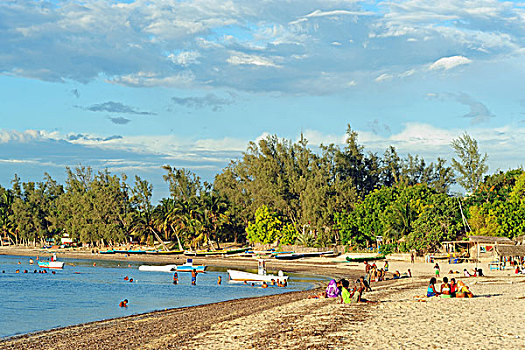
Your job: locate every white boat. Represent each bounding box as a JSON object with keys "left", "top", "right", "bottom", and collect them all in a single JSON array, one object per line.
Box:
[
  {"left": 138, "top": 264, "right": 177, "bottom": 272},
  {"left": 228, "top": 260, "right": 288, "bottom": 283},
  {"left": 175, "top": 259, "right": 206, "bottom": 273},
  {"left": 38, "top": 261, "right": 65, "bottom": 269}
]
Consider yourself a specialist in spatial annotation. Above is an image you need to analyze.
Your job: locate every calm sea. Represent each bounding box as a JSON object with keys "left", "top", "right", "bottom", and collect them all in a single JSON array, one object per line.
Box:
[{"left": 0, "top": 254, "right": 319, "bottom": 338}]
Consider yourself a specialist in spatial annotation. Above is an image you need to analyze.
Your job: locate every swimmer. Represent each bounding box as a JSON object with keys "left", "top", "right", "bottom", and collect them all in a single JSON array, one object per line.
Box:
[
  {"left": 93, "top": 263, "right": 96, "bottom": 267},
  {"left": 24, "top": 270, "right": 28, "bottom": 273},
  {"left": 217, "top": 276, "right": 222, "bottom": 285},
  {"left": 262, "top": 282, "right": 268, "bottom": 288},
  {"left": 129, "top": 278, "right": 134, "bottom": 282},
  {"left": 124, "top": 276, "right": 129, "bottom": 281},
  {"left": 52, "top": 271, "right": 56, "bottom": 274},
  {"left": 119, "top": 299, "right": 128, "bottom": 307}
]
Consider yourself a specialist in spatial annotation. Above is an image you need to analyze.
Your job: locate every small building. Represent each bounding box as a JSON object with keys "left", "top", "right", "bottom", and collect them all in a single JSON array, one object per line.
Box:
[
  {"left": 442, "top": 236, "right": 514, "bottom": 262},
  {"left": 61, "top": 233, "right": 74, "bottom": 246},
  {"left": 494, "top": 245, "right": 525, "bottom": 262},
  {"left": 469, "top": 236, "right": 514, "bottom": 262}
]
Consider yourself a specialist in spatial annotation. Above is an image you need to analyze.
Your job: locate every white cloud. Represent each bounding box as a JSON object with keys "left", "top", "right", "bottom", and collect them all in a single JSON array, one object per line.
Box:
[
  {"left": 375, "top": 73, "right": 393, "bottom": 82},
  {"left": 304, "top": 9, "right": 376, "bottom": 18},
  {"left": 168, "top": 51, "right": 201, "bottom": 66},
  {"left": 0, "top": 0, "right": 523, "bottom": 94},
  {"left": 0, "top": 129, "right": 42, "bottom": 143},
  {"left": 429, "top": 56, "right": 472, "bottom": 70},
  {"left": 227, "top": 52, "right": 281, "bottom": 68}
]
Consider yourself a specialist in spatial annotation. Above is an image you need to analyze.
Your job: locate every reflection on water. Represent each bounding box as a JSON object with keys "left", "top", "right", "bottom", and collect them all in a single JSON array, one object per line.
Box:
[{"left": 0, "top": 255, "right": 320, "bottom": 338}]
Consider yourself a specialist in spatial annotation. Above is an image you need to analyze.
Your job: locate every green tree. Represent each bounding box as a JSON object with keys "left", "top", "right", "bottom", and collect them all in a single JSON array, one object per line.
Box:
[
  {"left": 246, "top": 205, "right": 297, "bottom": 245},
  {"left": 451, "top": 133, "right": 488, "bottom": 193}
]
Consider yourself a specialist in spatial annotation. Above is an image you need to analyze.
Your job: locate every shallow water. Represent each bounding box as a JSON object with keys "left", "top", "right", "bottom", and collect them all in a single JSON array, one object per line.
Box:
[{"left": 0, "top": 254, "right": 319, "bottom": 338}]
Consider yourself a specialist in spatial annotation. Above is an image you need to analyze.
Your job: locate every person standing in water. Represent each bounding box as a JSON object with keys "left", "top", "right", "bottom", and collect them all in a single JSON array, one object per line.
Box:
[
  {"left": 191, "top": 269, "right": 197, "bottom": 285},
  {"left": 217, "top": 276, "right": 222, "bottom": 285},
  {"left": 173, "top": 272, "right": 178, "bottom": 285}
]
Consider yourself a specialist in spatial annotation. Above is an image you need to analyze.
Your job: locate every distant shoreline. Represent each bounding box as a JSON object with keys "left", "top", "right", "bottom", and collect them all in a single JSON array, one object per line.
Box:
[{"left": 0, "top": 246, "right": 356, "bottom": 277}]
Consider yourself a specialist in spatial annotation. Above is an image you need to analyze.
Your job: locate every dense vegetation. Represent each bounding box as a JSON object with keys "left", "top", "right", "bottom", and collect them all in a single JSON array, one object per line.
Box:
[{"left": 0, "top": 125, "right": 523, "bottom": 253}]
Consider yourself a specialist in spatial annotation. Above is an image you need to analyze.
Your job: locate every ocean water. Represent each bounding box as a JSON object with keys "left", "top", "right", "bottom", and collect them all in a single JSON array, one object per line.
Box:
[{"left": 0, "top": 254, "right": 319, "bottom": 338}]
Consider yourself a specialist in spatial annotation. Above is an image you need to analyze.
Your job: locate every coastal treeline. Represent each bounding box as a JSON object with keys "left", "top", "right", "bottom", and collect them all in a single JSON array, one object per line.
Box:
[{"left": 0, "top": 125, "right": 523, "bottom": 252}]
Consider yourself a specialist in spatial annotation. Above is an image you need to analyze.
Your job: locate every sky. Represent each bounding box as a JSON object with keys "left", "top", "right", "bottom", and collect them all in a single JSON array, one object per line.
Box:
[{"left": 1, "top": 0, "right": 524, "bottom": 201}]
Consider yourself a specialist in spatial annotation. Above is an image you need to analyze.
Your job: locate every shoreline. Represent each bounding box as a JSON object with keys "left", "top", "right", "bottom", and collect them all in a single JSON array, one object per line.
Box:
[{"left": 2, "top": 246, "right": 524, "bottom": 349}]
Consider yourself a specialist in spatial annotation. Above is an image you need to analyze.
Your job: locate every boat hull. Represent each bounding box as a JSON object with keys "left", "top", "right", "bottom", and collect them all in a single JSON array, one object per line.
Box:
[
  {"left": 176, "top": 266, "right": 206, "bottom": 273},
  {"left": 274, "top": 251, "right": 334, "bottom": 260},
  {"left": 38, "top": 261, "right": 65, "bottom": 269},
  {"left": 227, "top": 269, "right": 288, "bottom": 282},
  {"left": 138, "top": 264, "right": 177, "bottom": 272},
  {"left": 345, "top": 255, "right": 386, "bottom": 262}
]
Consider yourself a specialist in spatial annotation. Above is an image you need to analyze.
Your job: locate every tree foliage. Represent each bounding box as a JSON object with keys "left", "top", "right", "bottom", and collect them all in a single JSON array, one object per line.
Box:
[{"left": 451, "top": 133, "right": 488, "bottom": 193}]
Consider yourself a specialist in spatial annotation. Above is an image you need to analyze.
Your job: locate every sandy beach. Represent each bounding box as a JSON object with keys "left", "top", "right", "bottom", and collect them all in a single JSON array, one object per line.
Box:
[{"left": 1, "top": 247, "right": 524, "bottom": 349}]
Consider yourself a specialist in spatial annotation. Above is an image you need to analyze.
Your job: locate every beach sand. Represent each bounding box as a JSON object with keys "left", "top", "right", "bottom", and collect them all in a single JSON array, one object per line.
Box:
[{"left": 1, "top": 247, "right": 524, "bottom": 349}]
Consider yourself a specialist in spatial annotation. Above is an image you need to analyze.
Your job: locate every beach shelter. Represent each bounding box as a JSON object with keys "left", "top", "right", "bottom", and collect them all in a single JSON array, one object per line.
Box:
[{"left": 494, "top": 245, "right": 525, "bottom": 268}]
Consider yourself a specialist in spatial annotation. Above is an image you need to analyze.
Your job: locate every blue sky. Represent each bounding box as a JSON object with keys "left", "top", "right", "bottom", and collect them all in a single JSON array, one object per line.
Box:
[{"left": 1, "top": 0, "right": 524, "bottom": 201}]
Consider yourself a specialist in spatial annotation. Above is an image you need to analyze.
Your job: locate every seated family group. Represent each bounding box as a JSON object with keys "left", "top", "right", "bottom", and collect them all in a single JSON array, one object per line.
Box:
[
  {"left": 309, "top": 277, "right": 376, "bottom": 304},
  {"left": 427, "top": 277, "right": 473, "bottom": 298}
]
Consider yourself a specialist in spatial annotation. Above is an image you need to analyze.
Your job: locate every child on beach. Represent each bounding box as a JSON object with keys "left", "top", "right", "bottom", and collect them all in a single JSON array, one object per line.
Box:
[
  {"left": 456, "top": 281, "right": 473, "bottom": 298},
  {"left": 427, "top": 277, "right": 440, "bottom": 297},
  {"left": 340, "top": 279, "right": 352, "bottom": 304},
  {"left": 450, "top": 278, "right": 457, "bottom": 297},
  {"left": 434, "top": 263, "right": 440, "bottom": 277},
  {"left": 440, "top": 277, "right": 452, "bottom": 298}
]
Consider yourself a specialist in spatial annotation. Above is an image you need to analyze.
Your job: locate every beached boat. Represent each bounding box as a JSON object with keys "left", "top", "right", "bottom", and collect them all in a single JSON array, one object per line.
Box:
[
  {"left": 175, "top": 259, "right": 206, "bottom": 273},
  {"left": 99, "top": 249, "right": 115, "bottom": 254},
  {"left": 345, "top": 255, "right": 386, "bottom": 262},
  {"left": 227, "top": 260, "right": 288, "bottom": 283},
  {"left": 138, "top": 264, "right": 177, "bottom": 272},
  {"left": 146, "top": 250, "right": 184, "bottom": 255},
  {"left": 38, "top": 260, "right": 65, "bottom": 269},
  {"left": 184, "top": 248, "right": 246, "bottom": 257},
  {"left": 274, "top": 251, "right": 335, "bottom": 260}
]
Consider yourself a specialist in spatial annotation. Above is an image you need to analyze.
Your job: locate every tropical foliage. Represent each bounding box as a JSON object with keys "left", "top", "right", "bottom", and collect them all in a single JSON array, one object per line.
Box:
[{"left": 0, "top": 126, "right": 522, "bottom": 253}]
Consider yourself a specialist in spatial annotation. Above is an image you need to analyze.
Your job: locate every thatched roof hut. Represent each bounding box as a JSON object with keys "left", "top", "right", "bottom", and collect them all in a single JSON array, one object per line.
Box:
[
  {"left": 495, "top": 245, "right": 525, "bottom": 258},
  {"left": 468, "top": 236, "right": 513, "bottom": 244}
]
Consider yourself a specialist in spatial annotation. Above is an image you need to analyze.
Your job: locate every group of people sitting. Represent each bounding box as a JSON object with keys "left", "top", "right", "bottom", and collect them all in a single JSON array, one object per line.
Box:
[
  {"left": 364, "top": 261, "right": 411, "bottom": 283},
  {"left": 365, "top": 261, "right": 387, "bottom": 282},
  {"left": 427, "top": 276, "right": 473, "bottom": 298},
  {"left": 309, "top": 277, "right": 376, "bottom": 304}
]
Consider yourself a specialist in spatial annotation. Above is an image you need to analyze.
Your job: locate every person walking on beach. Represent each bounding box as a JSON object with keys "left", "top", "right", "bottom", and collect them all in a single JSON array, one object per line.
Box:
[
  {"left": 191, "top": 269, "right": 197, "bottom": 285},
  {"left": 434, "top": 263, "right": 440, "bottom": 277},
  {"left": 411, "top": 252, "right": 415, "bottom": 264}
]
